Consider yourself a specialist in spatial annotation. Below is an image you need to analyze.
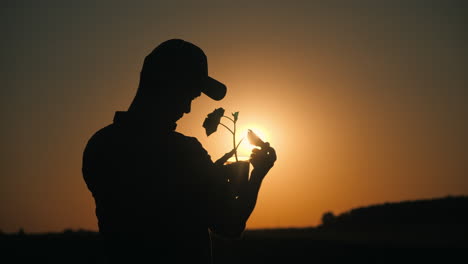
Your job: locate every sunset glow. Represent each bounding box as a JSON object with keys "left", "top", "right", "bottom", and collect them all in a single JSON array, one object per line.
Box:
[
  {"left": 237, "top": 126, "right": 269, "bottom": 157},
  {"left": 1, "top": 1, "right": 467, "bottom": 234}
]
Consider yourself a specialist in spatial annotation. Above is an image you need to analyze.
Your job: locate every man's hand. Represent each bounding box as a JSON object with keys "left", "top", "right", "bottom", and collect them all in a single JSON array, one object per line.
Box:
[{"left": 250, "top": 142, "right": 277, "bottom": 176}]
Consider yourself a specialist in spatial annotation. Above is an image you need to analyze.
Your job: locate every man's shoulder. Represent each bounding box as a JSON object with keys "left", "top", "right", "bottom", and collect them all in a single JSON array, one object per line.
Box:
[
  {"left": 87, "top": 123, "right": 116, "bottom": 143},
  {"left": 83, "top": 123, "right": 119, "bottom": 155}
]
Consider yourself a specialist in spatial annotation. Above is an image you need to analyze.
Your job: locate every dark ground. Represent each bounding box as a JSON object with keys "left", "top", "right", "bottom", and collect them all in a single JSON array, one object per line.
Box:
[
  {"left": 3, "top": 197, "right": 466, "bottom": 263},
  {"left": 1, "top": 228, "right": 465, "bottom": 264}
]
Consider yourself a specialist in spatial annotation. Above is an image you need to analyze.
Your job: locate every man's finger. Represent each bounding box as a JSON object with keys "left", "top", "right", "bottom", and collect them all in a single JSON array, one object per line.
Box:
[
  {"left": 267, "top": 147, "right": 277, "bottom": 163},
  {"left": 251, "top": 148, "right": 261, "bottom": 154}
]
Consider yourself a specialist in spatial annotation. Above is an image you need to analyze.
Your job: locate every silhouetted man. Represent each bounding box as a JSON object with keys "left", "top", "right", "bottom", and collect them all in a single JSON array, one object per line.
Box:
[{"left": 82, "top": 39, "right": 276, "bottom": 263}]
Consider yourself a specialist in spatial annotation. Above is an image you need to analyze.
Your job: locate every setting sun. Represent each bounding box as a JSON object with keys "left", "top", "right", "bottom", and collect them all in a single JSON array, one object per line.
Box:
[{"left": 236, "top": 125, "right": 270, "bottom": 157}]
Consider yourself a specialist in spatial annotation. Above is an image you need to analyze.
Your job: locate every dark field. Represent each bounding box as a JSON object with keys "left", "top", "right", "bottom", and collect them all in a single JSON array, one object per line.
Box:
[
  {"left": 3, "top": 196, "right": 467, "bottom": 263},
  {"left": 1, "top": 227, "right": 466, "bottom": 264}
]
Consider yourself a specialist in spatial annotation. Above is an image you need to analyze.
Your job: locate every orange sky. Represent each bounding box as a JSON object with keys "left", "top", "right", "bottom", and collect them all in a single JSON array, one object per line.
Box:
[{"left": 1, "top": 1, "right": 467, "bottom": 233}]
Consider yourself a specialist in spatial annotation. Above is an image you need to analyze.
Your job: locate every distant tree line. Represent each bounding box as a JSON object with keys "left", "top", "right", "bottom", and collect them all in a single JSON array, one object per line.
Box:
[{"left": 318, "top": 195, "right": 468, "bottom": 244}]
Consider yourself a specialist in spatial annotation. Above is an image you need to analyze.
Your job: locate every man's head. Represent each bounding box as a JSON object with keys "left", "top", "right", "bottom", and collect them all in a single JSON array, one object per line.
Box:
[{"left": 129, "top": 39, "right": 226, "bottom": 123}]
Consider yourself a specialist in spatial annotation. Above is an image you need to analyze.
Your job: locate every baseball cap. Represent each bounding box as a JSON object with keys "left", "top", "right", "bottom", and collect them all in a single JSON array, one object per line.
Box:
[{"left": 141, "top": 39, "right": 227, "bottom": 101}]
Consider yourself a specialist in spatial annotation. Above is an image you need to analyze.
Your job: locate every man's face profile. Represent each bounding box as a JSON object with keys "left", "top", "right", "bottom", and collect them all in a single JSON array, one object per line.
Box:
[{"left": 163, "top": 78, "right": 202, "bottom": 122}]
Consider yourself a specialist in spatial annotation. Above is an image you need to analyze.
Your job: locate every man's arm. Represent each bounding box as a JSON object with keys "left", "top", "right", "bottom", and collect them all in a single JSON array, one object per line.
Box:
[{"left": 209, "top": 144, "right": 277, "bottom": 237}]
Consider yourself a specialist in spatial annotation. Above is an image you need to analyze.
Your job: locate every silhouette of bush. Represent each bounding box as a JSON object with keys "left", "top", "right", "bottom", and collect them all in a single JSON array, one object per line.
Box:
[
  {"left": 17, "top": 228, "right": 25, "bottom": 236},
  {"left": 321, "top": 211, "right": 336, "bottom": 226}
]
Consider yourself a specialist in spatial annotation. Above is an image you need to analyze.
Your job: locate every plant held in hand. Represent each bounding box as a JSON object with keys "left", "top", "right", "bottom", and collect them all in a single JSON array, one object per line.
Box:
[{"left": 203, "top": 107, "right": 244, "bottom": 162}]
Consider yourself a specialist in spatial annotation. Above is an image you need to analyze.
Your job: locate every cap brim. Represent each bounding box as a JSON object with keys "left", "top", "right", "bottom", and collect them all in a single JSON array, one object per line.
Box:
[{"left": 202, "top": 76, "right": 227, "bottom": 101}]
